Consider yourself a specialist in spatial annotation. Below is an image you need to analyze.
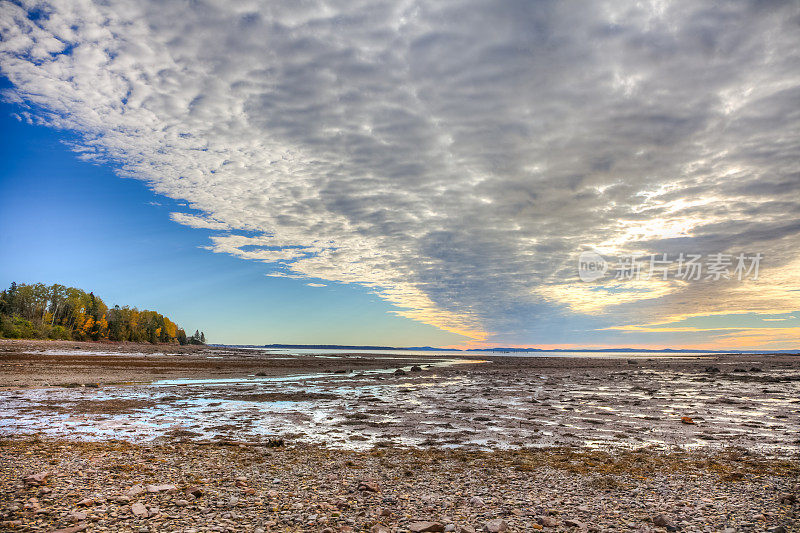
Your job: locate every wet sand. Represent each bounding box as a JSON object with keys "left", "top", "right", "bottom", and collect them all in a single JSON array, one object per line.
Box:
[
  {"left": 1, "top": 340, "right": 798, "bottom": 452},
  {"left": 0, "top": 340, "right": 448, "bottom": 388}
]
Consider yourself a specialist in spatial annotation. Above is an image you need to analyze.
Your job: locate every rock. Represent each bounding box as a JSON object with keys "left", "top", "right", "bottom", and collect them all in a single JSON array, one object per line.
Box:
[
  {"left": 371, "top": 526, "right": 391, "bottom": 533},
  {"left": 50, "top": 525, "right": 89, "bottom": 533},
  {"left": 444, "top": 525, "right": 456, "bottom": 532},
  {"left": 564, "top": 519, "right": 584, "bottom": 528},
  {"left": 357, "top": 480, "right": 380, "bottom": 492},
  {"left": 680, "top": 416, "right": 695, "bottom": 425},
  {"left": 145, "top": 483, "right": 177, "bottom": 493},
  {"left": 175, "top": 499, "right": 189, "bottom": 507},
  {"left": 76, "top": 498, "right": 94, "bottom": 507},
  {"left": 130, "top": 502, "right": 149, "bottom": 518},
  {"left": 460, "top": 527, "right": 476, "bottom": 533},
  {"left": 766, "top": 527, "right": 786, "bottom": 533},
  {"left": 408, "top": 521, "right": 445, "bottom": 532},
  {"left": 704, "top": 366, "right": 721, "bottom": 373},
  {"left": 470, "top": 496, "right": 485, "bottom": 506},
  {"left": 652, "top": 514, "right": 674, "bottom": 527},
  {"left": 485, "top": 519, "right": 508, "bottom": 532},
  {"left": 779, "top": 493, "right": 796, "bottom": 504},
  {"left": 24, "top": 472, "right": 50, "bottom": 485},
  {"left": 537, "top": 516, "right": 557, "bottom": 527},
  {"left": 410, "top": 365, "right": 423, "bottom": 372},
  {"left": 394, "top": 369, "right": 407, "bottom": 375},
  {"left": 185, "top": 486, "right": 204, "bottom": 498},
  {"left": 70, "top": 510, "right": 88, "bottom": 521},
  {"left": 127, "top": 485, "right": 144, "bottom": 497}
]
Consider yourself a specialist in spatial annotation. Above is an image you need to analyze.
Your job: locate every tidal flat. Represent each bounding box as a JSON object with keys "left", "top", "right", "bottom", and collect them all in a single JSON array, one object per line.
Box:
[{"left": 0, "top": 340, "right": 798, "bottom": 531}]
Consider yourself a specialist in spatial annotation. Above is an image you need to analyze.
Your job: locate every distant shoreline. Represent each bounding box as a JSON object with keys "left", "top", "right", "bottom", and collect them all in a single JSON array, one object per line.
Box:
[{"left": 221, "top": 342, "right": 799, "bottom": 355}]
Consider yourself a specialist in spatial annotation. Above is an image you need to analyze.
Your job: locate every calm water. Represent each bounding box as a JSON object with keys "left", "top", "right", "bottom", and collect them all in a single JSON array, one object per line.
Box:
[{"left": 239, "top": 347, "right": 721, "bottom": 359}]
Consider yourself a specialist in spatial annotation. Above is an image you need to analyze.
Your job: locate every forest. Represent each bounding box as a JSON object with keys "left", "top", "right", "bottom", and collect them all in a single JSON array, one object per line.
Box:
[{"left": 0, "top": 281, "right": 204, "bottom": 344}]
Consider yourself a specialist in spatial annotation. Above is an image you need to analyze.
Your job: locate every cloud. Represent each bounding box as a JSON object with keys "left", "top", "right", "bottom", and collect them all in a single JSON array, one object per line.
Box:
[
  {"left": 169, "top": 212, "right": 230, "bottom": 230},
  {"left": 1, "top": 0, "right": 799, "bottom": 347}
]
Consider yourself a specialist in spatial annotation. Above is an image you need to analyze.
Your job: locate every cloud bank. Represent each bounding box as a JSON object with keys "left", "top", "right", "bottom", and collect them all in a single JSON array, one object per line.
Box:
[{"left": 2, "top": 0, "right": 799, "bottom": 347}]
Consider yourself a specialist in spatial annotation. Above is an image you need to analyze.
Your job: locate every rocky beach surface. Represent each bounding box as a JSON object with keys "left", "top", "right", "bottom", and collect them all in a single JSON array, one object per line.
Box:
[{"left": 0, "top": 340, "right": 798, "bottom": 531}]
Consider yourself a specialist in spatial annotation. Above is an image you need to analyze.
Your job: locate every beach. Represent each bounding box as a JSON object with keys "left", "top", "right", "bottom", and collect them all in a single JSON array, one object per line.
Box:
[{"left": 0, "top": 340, "right": 798, "bottom": 531}]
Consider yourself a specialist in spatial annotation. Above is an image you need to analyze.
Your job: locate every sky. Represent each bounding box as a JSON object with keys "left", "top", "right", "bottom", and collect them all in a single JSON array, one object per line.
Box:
[{"left": 1, "top": 0, "right": 799, "bottom": 350}]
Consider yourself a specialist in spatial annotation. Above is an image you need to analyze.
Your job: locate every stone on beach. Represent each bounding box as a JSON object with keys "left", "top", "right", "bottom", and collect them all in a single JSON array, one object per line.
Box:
[
  {"left": 69, "top": 510, "right": 87, "bottom": 521},
  {"left": 145, "top": 483, "right": 177, "bottom": 493},
  {"left": 652, "top": 513, "right": 674, "bottom": 527},
  {"left": 185, "top": 485, "right": 204, "bottom": 498},
  {"left": 536, "top": 516, "right": 557, "bottom": 527},
  {"left": 357, "top": 480, "right": 380, "bottom": 492},
  {"left": 50, "top": 525, "right": 88, "bottom": 533},
  {"left": 408, "top": 521, "right": 445, "bottom": 532},
  {"left": 130, "top": 501, "right": 149, "bottom": 518},
  {"left": 24, "top": 471, "right": 50, "bottom": 485},
  {"left": 484, "top": 519, "right": 508, "bottom": 532}
]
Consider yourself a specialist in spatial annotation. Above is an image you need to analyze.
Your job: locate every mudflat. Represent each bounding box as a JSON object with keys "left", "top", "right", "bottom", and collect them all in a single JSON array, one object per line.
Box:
[{"left": 0, "top": 340, "right": 798, "bottom": 531}]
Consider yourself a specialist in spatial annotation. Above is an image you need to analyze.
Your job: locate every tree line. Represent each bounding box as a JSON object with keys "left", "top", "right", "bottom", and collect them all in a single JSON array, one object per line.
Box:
[{"left": 0, "top": 281, "right": 205, "bottom": 344}]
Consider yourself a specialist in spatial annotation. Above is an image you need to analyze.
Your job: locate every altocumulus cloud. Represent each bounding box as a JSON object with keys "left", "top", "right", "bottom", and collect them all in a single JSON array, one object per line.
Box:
[{"left": 1, "top": 0, "right": 799, "bottom": 346}]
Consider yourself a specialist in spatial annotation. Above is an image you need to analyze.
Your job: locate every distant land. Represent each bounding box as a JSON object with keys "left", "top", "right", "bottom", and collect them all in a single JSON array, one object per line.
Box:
[{"left": 216, "top": 343, "right": 800, "bottom": 354}]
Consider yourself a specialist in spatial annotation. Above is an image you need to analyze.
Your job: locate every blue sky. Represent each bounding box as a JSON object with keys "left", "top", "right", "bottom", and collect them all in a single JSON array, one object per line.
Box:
[
  {"left": 1, "top": 1, "right": 799, "bottom": 349},
  {"left": 0, "top": 89, "right": 463, "bottom": 346}
]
